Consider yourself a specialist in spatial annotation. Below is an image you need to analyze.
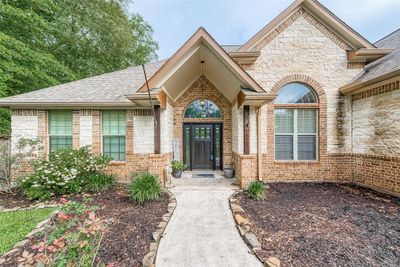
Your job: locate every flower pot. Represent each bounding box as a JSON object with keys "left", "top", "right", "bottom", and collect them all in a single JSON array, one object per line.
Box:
[
  {"left": 224, "top": 167, "right": 235, "bottom": 178},
  {"left": 172, "top": 170, "right": 183, "bottom": 178}
]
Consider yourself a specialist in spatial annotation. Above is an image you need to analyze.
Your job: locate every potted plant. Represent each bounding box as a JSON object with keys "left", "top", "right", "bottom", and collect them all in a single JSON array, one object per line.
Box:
[{"left": 171, "top": 160, "right": 186, "bottom": 178}]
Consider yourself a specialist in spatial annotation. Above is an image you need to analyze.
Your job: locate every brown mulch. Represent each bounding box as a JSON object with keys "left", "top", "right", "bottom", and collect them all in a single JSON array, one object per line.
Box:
[
  {"left": 1, "top": 187, "right": 169, "bottom": 267},
  {"left": 0, "top": 190, "right": 41, "bottom": 209},
  {"left": 92, "top": 188, "right": 169, "bottom": 266},
  {"left": 237, "top": 183, "right": 400, "bottom": 267}
]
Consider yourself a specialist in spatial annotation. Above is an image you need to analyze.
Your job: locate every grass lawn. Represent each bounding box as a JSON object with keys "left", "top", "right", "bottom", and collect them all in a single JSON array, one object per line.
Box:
[{"left": 0, "top": 208, "right": 55, "bottom": 256}]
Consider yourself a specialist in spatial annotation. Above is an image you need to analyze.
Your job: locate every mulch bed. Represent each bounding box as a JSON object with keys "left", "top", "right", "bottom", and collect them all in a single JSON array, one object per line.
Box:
[
  {"left": 1, "top": 187, "right": 169, "bottom": 267},
  {"left": 237, "top": 183, "right": 400, "bottom": 267}
]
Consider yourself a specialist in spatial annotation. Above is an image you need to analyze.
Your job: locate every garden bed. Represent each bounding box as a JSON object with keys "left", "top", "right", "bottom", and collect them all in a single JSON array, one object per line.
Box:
[
  {"left": 0, "top": 186, "right": 169, "bottom": 266},
  {"left": 237, "top": 183, "right": 400, "bottom": 267}
]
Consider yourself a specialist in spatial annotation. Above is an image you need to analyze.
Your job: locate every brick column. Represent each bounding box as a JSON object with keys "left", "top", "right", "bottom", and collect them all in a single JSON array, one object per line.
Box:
[
  {"left": 72, "top": 110, "right": 80, "bottom": 149},
  {"left": 92, "top": 110, "right": 101, "bottom": 155},
  {"left": 126, "top": 110, "right": 134, "bottom": 160},
  {"left": 37, "top": 110, "right": 48, "bottom": 157}
]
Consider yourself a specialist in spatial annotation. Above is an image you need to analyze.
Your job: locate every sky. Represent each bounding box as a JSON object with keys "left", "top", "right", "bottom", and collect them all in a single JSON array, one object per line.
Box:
[{"left": 129, "top": 0, "right": 400, "bottom": 60}]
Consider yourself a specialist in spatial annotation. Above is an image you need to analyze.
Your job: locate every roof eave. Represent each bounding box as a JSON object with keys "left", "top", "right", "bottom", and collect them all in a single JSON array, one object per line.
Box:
[
  {"left": 0, "top": 101, "right": 137, "bottom": 108},
  {"left": 340, "top": 69, "right": 400, "bottom": 94}
]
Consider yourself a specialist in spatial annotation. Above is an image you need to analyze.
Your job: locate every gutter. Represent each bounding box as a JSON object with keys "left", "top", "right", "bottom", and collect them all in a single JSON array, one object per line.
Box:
[{"left": 340, "top": 69, "right": 400, "bottom": 94}]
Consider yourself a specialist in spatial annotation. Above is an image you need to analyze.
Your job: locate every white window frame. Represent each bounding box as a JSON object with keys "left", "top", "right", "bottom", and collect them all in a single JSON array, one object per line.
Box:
[{"left": 275, "top": 108, "right": 318, "bottom": 161}]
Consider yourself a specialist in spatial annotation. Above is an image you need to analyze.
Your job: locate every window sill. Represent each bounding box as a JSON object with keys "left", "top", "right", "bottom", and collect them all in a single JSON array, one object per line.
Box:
[
  {"left": 273, "top": 160, "right": 319, "bottom": 164},
  {"left": 108, "top": 161, "right": 127, "bottom": 166}
]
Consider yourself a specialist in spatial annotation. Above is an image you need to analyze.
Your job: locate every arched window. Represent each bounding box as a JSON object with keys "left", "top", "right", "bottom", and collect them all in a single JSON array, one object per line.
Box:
[
  {"left": 274, "top": 83, "right": 318, "bottom": 161},
  {"left": 184, "top": 100, "right": 222, "bottom": 118}
]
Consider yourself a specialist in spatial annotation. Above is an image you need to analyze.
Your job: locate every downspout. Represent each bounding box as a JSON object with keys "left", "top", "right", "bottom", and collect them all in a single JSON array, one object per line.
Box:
[{"left": 257, "top": 107, "right": 262, "bottom": 181}]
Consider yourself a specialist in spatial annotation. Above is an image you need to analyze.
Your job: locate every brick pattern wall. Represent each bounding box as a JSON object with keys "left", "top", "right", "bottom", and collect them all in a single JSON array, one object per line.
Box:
[
  {"left": 173, "top": 75, "right": 233, "bottom": 168},
  {"left": 72, "top": 110, "right": 80, "bottom": 149},
  {"left": 232, "top": 152, "right": 258, "bottom": 187}
]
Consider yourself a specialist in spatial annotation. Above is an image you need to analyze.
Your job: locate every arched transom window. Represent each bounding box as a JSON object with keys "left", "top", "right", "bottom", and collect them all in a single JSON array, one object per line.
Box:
[
  {"left": 274, "top": 83, "right": 318, "bottom": 161},
  {"left": 184, "top": 100, "right": 222, "bottom": 118}
]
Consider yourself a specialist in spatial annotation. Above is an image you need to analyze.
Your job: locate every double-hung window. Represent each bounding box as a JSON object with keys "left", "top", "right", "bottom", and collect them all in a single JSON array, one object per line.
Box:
[
  {"left": 49, "top": 110, "right": 73, "bottom": 152},
  {"left": 274, "top": 83, "right": 318, "bottom": 161},
  {"left": 102, "top": 110, "right": 126, "bottom": 161}
]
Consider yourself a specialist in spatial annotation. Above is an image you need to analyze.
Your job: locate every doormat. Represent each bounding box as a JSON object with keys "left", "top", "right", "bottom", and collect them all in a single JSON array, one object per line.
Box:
[{"left": 192, "top": 173, "right": 215, "bottom": 178}]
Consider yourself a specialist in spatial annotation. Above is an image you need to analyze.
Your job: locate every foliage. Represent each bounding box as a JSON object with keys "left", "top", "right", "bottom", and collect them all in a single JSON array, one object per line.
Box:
[
  {"left": 83, "top": 172, "right": 115, "bottom": 193},
  {"left": 129, "top": 173, "right": 163, "bottom": 204},
  {"left": 19, "top": 147, "right": 111, "bottom": 200},
  {"left": 0, "top": 0, "right": 158, "bottom": 134},
  {"left": 0, "top": 137, "right": 42, "bottom": 192},
  {"left": 246, "top": 181, "right": 267, "bottom": 200},
  {"left": 0, "top": 207, "right": 55, "bottom": 256},
  {"left": 171, "top": 160, "right": 186, "bottom": 171},
  {"left": 19, "top": 200, "right": 106, "bottom": 266}
]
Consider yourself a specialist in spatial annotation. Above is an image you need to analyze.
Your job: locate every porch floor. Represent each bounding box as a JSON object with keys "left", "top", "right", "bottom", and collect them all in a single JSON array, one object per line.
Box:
[{"left": 168, "top": 170, "right": 239, "bottom": 189}]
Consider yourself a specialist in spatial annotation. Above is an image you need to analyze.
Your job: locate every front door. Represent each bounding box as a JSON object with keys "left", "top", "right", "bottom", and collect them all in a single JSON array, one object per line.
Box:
[
  {"left": 192, "top": 124, "right": 213, "bottom": 169},
  {"left": 183, "top": 123, "right": 222, "bottom": 170}
]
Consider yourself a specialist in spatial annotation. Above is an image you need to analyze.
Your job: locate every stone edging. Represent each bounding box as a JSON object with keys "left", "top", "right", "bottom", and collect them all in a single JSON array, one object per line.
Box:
[
  {"left": 0, "top": 208, "right": 61, "bottom": 264},
  {"left": 229, "top": 191, "right": 281, "bottom": 267},
  {"left": 142, "top": 190, "right": 177, "bottom": 267}
]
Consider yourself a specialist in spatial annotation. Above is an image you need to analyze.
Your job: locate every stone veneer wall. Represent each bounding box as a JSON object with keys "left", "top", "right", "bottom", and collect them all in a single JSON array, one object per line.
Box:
[{"left": 173, "top": 75, "right": 233, "bottom": 168}]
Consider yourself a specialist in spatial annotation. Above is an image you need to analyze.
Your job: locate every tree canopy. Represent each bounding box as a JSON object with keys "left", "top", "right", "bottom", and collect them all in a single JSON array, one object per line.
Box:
[{"left": 0, "top": 0, "right": 158, "bottom": 134}]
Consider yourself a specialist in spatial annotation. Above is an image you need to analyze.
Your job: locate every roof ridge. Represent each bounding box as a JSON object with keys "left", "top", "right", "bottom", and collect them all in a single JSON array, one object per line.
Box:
[{"left": 374, "top": 28, "right": 400, "bottom": 45}]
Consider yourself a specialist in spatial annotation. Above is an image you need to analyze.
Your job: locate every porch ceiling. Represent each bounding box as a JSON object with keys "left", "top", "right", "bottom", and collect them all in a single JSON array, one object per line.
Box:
[{"left": 162, "top": 44, "right": 248, "bottom": 102}]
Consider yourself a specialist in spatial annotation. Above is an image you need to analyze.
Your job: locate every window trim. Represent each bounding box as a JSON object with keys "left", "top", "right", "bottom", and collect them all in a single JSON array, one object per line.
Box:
[
  {"left": 48, "top": 110, "right": 73, "bottom": 154},
  {"left": 101, "top": 110, "right": 127, "bottom": 162},
  {"left": 274, "top": 108, "right": 319, "bottom": 161}
]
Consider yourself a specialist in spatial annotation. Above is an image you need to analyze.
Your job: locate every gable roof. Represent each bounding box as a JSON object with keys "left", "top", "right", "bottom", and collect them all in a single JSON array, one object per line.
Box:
[
  {"left": 238, "top": 0, "right": 375, "bottom": 51},
  {"left": 136, "top": 27, "right": 265, "bottom": 94},
  {"left": 341, "top": 29, "right": 400, "bottom": 93},
  {"left": 0, "top": 60, "right": 166, "bottom": 107}
]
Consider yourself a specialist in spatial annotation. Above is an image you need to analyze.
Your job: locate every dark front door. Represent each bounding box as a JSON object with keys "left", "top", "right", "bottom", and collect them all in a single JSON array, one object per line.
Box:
[
  {"left": 192, "top": 125, "right": 213, "bottom": 169},
  {"left": 183, "top": 123, "right": 222, "bottom": 170}
]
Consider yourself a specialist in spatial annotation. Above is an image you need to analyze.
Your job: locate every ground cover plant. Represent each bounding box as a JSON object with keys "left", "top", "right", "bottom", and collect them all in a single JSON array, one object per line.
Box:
[
  {"left": 129, "top": 173, "right": 163, "bottom": 204},
  {"left": 18, "top": 147, "right": 112, "bottom": 200},
  {"left": 237, "top": 183, "right": 400, "bottom": 267},
  {"left": 0, "top": 208, "right": 55, "bottom": 256}
]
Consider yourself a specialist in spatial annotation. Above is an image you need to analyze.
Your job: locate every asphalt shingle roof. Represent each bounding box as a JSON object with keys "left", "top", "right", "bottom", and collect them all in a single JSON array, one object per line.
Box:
[
  {"left": 0, "top": 59, "right": 167, "bottom": 105},
  {"left": 350, "top": 29, "right": 400, "bottom": 84}
]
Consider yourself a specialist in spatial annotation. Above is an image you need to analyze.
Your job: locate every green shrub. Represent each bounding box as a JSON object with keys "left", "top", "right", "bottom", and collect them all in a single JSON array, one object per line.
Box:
[
  {"left": 19, "top": 147, "right": 111, "bottom": 200},
  {"left": 129, "top": 173, "right": 163, "bottom": 204},
  {"left": 246, "top": 181, "right": 267, "bottom": 200},
  {"left": 171, "top": 160, "right": 186, "bottom": 171},
  {"left": 83, "top": 173, "right": 115, "bottom": 193}
]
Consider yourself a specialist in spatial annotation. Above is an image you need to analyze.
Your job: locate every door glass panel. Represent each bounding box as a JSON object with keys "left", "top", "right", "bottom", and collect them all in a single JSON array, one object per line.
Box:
[
  {"left": 184, "top": 125, "right": 191, "bottom": 168},
  {"left": 215, "top": 125, "right": 221, "bottom": 169}
]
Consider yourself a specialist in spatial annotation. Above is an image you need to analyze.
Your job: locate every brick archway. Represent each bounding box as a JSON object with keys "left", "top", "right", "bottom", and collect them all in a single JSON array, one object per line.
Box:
[{"left": 173, "top": 75, "right": 232, "bottom": 168}]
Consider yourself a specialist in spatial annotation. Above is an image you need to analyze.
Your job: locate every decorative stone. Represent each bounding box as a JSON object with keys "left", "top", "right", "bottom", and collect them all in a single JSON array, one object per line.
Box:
[
  {"left": 266, "top": 257, "right": 281, "bottom": 267},
  {"left": 230, "top": 198, "right": 237, "bottom": 203},
  {"left": 158, "top": 221, "right": 167, "bottom": 229},
  {"left": 231, "top": 203, "right": 244, "bottom": 213},
  {"left": 244, "top": 232, "right": 261, "bottom": 250},
  {"left": 149, "top": 242, "right": 158, "bottom": 251},
  {"left": 14, "top": 239, "right": 28, "bottom": 248},
  {"left": 162, "top": 214, "right": 170, "bottom": 222},
  {"left": 235, "top": 214, "right": 250, "bottom": 225},
  {"left": 142, "top": 251, "right": 155, "bottom": 267},
  {"left": 152, "top": 231, "right": 160, "bottom": 242}
]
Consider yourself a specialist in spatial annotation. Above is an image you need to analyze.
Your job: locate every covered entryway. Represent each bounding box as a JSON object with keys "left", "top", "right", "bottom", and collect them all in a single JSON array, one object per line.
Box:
[{"left": 183, "top": 123, "right": 222, "bottom": 170}]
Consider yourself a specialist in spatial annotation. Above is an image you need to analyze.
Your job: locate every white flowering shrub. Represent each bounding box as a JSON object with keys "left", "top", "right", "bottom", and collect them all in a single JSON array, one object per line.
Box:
[{"left": 19, "top": 147, "right": 111, "bottom": 200}]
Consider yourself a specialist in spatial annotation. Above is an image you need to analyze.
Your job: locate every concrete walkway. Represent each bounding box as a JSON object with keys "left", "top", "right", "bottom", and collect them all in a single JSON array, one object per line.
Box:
[{"left": 156, "top": 182, "right": 263, "bottom": 267}]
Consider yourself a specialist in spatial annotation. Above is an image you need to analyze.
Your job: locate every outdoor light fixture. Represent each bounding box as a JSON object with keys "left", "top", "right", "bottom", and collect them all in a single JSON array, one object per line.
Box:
[{"left": 200, "top": 60, "right": 206, "bottom": 108}]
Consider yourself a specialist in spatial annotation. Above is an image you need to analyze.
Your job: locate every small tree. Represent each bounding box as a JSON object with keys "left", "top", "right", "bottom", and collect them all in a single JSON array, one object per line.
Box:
[{"left": 0, "top": 138, "right": 41, "bottom": 193}]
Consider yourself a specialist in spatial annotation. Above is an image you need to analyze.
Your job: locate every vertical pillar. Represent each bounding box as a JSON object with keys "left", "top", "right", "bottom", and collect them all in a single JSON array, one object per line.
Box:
[
  {"left": 243, "top": 105, "right": 250, "bottom": 154},
  {"left": 154, "top": 105, "right": 161, "bottom": 154}
]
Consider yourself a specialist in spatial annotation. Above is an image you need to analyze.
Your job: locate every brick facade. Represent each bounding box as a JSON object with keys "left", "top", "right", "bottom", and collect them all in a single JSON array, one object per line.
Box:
[{"left": 173, "top": 75, "right": 233, "bottom": 168}]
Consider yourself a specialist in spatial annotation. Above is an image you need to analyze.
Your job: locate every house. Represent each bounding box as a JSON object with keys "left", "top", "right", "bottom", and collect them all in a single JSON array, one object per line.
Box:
[{"left": 0, "top": 0, "right": 399, "bottom": 195}]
